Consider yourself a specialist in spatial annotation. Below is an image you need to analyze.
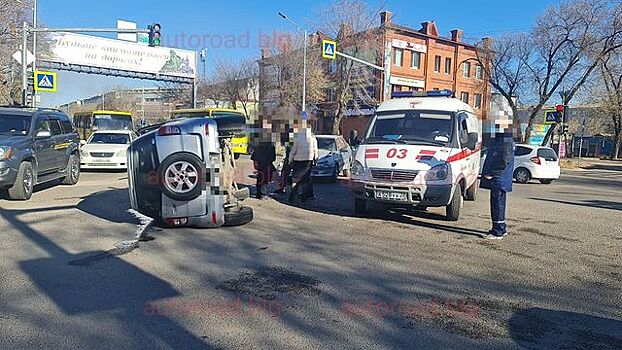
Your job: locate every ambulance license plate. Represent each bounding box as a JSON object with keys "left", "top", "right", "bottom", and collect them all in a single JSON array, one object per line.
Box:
[{"left": 375, "top": 190, "right": 407, "bottom": 202}]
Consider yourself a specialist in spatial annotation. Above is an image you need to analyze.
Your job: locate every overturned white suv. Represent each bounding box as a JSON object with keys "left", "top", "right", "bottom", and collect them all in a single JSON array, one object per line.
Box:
[{"left": 127, "top": 117, "right": 253, "bottom": 228}]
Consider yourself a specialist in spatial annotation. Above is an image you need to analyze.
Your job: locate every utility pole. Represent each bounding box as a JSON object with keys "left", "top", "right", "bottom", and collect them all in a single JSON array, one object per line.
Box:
[
  {"left": 32, "top": 0, "right": 38, "bottom": 106},
  {"left": 21, "top": 22, "right": 28, "bottom": 106},
  {"left": 578, "top": 118, "right": 586, "bottom": 165},
  {"left": 278, "top": 12, "right": 307, "bottom": 116},
  {"left": 558, "top": 89, "right": 569, "bottom": 158}
]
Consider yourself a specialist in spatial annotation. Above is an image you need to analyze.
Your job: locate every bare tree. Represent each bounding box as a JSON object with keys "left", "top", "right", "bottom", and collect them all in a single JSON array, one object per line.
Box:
[
  {"left": 476, "top": 34, "right": 532, "bottom": 141},
  {"left": 597, "top": 51, "right": 622, "bottom": 158},
  {"left": 0, "top": 0, "right": 33, "bottom": 104},
  {"left": 520, "top": 0, "right": 622, "bottom": 141},
  {"left": 317, "top": 0, "right": 384, "bottom": 134},
  {"left": 259, "top": 36, "right": 328, "bottom": 114},
  {"left": 212, "top": 58, "right": 259, "bottom": 118}
]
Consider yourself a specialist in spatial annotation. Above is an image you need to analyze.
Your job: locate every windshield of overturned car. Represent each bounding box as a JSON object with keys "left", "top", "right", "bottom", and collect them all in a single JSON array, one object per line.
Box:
[
  {"left": 317, "top": 138, "right": 337, "bottom": 152},
  {"left": 0, "top": 115, "right": 31, "bottom": 136},
  {"left": 365, "top": 110, "right": 454, "bottom": 146}
]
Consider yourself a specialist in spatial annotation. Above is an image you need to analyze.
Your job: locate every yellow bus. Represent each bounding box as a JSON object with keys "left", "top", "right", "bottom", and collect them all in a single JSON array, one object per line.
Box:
[
  {"left": 171, "top": 108, "right": 249, "bottom": 157},
  {"left": 73, "top": 110, "right": 134, "bottom": 140}
]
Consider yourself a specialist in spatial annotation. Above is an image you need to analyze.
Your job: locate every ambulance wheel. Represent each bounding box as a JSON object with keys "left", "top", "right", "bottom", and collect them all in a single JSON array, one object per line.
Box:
[
  {"left": 354, "top": 198, "right": 367, "bottom": 214},
  {"left": 465, "top": 181, "right": 478, "bottom": 201},
  {"left": 158, "top": 153, "right": 204, "bottom": 201},
  {"left": 446, "top": 183, "right": 463, "bottom": 221},
  {"left": 223, "top": 206, "right": 254, "bottom": 227}
]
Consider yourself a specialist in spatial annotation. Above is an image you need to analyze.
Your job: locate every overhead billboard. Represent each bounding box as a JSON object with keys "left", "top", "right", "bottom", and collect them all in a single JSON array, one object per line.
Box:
[{"left": 40, "top": 33, "right": 196, "bottom": 79}]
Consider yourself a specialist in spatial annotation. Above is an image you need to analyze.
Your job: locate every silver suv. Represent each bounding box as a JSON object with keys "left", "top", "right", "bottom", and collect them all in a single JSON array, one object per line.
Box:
[{"left": 127, "top": 117, "right": 252, "bottom": 228}]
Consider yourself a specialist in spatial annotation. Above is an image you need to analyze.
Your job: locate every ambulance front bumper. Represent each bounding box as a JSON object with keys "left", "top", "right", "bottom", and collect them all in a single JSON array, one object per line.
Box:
[{"left": 350, "top": 180, "right": 453, "bottom": 207}]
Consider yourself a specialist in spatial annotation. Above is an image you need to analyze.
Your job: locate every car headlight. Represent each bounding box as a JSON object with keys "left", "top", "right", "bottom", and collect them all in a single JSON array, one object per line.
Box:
[
  {"left": 0, "top": 147, "right": 12, "bottom": 160},
  {"left": 425, "top": 163, "right": 449, "bottom": 181},
  {"left": 351, "top": 160, "right": 365, "bottom": 177},
  {"left": 116, "top": 149, "right": 127, "bottom": 157},
  {"left": 80, "top": 148, "right": 89, "bottom": 157}
]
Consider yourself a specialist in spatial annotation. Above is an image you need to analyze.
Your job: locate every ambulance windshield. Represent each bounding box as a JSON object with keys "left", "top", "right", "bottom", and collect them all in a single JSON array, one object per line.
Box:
[{"left": 365, "top": 110, "right": 454, "bottom": 146}]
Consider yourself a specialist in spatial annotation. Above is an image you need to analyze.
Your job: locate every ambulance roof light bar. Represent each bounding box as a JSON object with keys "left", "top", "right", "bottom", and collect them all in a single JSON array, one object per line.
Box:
[{"left": 391, "top": 89, "right": 454, "bottom": 99}]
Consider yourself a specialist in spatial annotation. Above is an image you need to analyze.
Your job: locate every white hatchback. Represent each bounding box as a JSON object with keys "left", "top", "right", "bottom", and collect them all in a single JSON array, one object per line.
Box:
[{"left": 513, "top": 144, "right": 560, "bottom": 184}]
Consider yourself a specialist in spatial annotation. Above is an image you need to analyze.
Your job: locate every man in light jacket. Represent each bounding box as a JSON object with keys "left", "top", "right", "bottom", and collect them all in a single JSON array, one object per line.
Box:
[{"left": 288, "top": 126, "right": 319, "bottom": 203}]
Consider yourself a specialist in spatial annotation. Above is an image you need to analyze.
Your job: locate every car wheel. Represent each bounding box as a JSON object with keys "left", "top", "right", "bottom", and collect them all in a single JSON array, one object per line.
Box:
[
  {"left": 234, "top": 153, "right": 240, "bottom": 160},
  {"left": 514, "top": 168, "right": 531, "bottom": 184},
  {"left": 223, "top": 206, "right": 254, "bottom": 227},
  {"left": 445, "top": 183, "right": 463, "bottom": 221},
  {"left": 465, "top": 181, "right": 478, "bottom": 201},
  {"left": 62, "top": 153, "right": 80, "bottom": 185},
  {"left": 8, "top": 161, "right": 34, "bottom": 200},
  {"left": 539, "top": 179, "right": 553, "bottom": 184},
  {"left": 354, "top": 198, "right": 367, "bottom": 214},
  {"left": 158, "top": 153, "right": 204, "bottom": 201}
]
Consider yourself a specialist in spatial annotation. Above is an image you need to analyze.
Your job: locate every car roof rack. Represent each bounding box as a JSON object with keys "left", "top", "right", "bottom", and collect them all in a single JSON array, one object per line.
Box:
[{"left": 391, "top": 89, "right": 454, "bottom": 99}]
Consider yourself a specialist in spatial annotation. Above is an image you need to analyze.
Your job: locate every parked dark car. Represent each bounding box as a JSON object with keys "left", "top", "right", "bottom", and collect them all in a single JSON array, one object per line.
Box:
[{"left": 0, "top": 107, "right": 81, "bottom": 200}]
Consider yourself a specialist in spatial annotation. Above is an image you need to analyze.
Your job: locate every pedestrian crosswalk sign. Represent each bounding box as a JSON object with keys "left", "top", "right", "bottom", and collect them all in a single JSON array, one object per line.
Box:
[
  {"left": 322, "top": 40, "right": 337, "bottom": 60},
  {"left": 34, "top": 71, "right": 57, "bottom": 92}
]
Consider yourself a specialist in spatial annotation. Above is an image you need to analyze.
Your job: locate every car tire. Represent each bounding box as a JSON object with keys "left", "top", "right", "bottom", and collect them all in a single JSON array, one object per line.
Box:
[
  {"left": 539, "top": 179, "right": 553, "bottom": 184},
  {"left": 514, "top": 168, "right": 531, "bottom": 184},
  {"left": 8, "top": 161, "right": 34, "bottom": 201},
  {"left": 223, "top": 206, "right": 254, "bottom": 227},
  {"left": 354, "top": 198, "right": 367, "bottom": 214},
  {"left": 62, "top": 153, "right": 80, "bottom": 185},
  {"left": 158, "top": 153, "right": 204, "bottom": 201},
  {"left": 465, "top": 181, "right": 478, "bottom": 201},
  {"left": 234, "top": 153, "right": 240, "bottom": 160},
  {"left": 445, "top": 183, "right": 462, "bottom": 221}
]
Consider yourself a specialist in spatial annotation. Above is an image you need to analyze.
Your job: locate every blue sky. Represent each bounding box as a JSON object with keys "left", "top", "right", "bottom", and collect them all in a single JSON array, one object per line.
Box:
[{"left": 38, "top": 0, "right": 558, "bottom": 107}]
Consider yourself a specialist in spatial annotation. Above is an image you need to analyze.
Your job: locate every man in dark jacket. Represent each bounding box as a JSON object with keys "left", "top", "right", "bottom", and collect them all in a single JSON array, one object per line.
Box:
[
  {"left": 251, "top": 141, "right": 276, "bottom": 199},
  {"left": 480, "top": 126, "right": 515, "bottom": 239}
]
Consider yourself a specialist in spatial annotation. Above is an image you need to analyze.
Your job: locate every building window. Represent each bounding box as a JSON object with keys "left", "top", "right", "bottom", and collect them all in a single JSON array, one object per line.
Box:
[
  {"left": 461, "top": 91, "right": 469, "bottom": 104},
  {"left": 411, "top": 52, "right": 421, "bottom": 69},
  {"left": 445, "top": 58, "right": 452, "bottom": 74},
  {"left": 475, "top": 65, "right": 483, "bottom": 79},
  {"left": 434, "top": 55, "right": 441, "bottom": 73},
  {"left": 394, "top": 48, "right": 403, "bottom": 66},
  {"left": 462, "top": 62, "right": 471, "bottom": 78},
  {"left": 474, "top": 93, "right": 482, "bottom": 109}
]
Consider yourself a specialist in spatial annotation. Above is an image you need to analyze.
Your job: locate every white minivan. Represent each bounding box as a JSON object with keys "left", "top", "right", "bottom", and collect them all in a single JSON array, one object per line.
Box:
[{"left": 350, "top": 90, "right": 481, "bottom": 221}]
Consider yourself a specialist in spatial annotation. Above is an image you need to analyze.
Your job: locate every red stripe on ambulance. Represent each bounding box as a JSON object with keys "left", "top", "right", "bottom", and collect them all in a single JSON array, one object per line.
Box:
[{"left": 365, "top": 148, "right": 379, "bottom": 159}]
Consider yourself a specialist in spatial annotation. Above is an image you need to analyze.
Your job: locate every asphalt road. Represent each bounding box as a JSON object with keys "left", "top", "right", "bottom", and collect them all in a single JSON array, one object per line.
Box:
[{"left": 0, "top": 159, "right": 620, "bottom": 349}]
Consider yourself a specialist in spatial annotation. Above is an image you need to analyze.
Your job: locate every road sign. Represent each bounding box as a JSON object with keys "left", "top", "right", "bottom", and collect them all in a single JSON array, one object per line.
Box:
[
  {"left": 13, "top": 50, "right": 35, "bottom": 66},
  {"left": 34, "top": 71, "right": 57, "bottom": 92},
  {"left": 322, "top": 39, "right": 336, "bottom": 60},
  {"left": 544, "top": 110, "right": 561, "bottom": 124}
]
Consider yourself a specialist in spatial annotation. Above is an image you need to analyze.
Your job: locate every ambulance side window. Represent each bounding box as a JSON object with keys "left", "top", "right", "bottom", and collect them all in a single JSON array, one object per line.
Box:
[{"left": 458, "top": 113, "right": 469, "bottom": 146}]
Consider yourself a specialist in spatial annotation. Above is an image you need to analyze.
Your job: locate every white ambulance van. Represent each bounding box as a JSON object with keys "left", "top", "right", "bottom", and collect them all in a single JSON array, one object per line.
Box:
[{"left": 350, "top": 90, "right": 481, "bottom": 221}]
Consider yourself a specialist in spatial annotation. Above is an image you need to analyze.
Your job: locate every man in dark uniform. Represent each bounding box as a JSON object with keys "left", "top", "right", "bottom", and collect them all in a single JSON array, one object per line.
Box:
[{"left": 480, "top": 112, "right": 515, "bottom": 239}]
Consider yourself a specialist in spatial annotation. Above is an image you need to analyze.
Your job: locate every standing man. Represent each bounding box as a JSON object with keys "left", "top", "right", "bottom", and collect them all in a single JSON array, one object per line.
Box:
[
  {"left": 480, "top": 107, "right": 515, "bottom": 239},
  {"left": 251, "top": 123, "right": 276, "bottom": 199},
  {"left": 288, "top": 125, "right": 318, "bottom": 203}
]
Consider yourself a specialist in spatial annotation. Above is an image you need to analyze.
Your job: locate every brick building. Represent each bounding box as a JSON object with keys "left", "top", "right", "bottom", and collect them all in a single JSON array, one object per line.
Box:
[{"left": 259, "top": 10, "right": 491, "bottom": 137}]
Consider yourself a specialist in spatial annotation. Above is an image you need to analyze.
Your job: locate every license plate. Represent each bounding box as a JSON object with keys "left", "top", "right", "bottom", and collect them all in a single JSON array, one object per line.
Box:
[
  {"left": 92, "top": 159, "right": 110, "bottom": 163},
  {"left": 375, "top": 190, "right": 407, "bottom": 201}
]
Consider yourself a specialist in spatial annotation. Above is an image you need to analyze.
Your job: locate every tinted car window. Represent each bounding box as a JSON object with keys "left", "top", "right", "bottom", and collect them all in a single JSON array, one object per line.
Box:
[
  {"left": 89, "top": 133, "right": 131, "bottom": 144},
  {"left": 49, "top": 119, "right": 63, "bottom": 136},
  {"left": 515, "top": 146, "right": 532, "bottom": 157},
  {"left": 317, "top": 138, "right": 337, "bottom": 151},
  {"left": 0, "top": 114, "right": 31, "bottom": 135},
  {"left": 538, "top": 148, "right": 558, "bottom": 161},
  {"left": 60, "top": 120, "right": 74, "bottom": 134}
]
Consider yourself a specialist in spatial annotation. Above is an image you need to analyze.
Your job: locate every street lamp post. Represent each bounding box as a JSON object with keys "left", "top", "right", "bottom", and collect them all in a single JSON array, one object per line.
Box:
[{"left": 278, "top": 12, "right": 307, "bottom": 116}]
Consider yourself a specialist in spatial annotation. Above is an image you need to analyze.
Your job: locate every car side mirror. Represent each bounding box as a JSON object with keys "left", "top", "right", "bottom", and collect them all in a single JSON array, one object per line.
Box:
[
  {"left": 36, "top": 130, "right": 51, "bottom": 139},
  {"left": 465, "top": 132, "right": 478, "bottom": 150}
]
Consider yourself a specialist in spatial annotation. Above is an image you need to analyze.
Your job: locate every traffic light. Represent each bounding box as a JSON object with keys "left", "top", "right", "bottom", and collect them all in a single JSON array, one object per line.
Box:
[
  {"left": 148, "top": 23, "right": 161, "bottom": 47},
  {"left": 556, "top": 104, "right": 564, "bottom": 112}
]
